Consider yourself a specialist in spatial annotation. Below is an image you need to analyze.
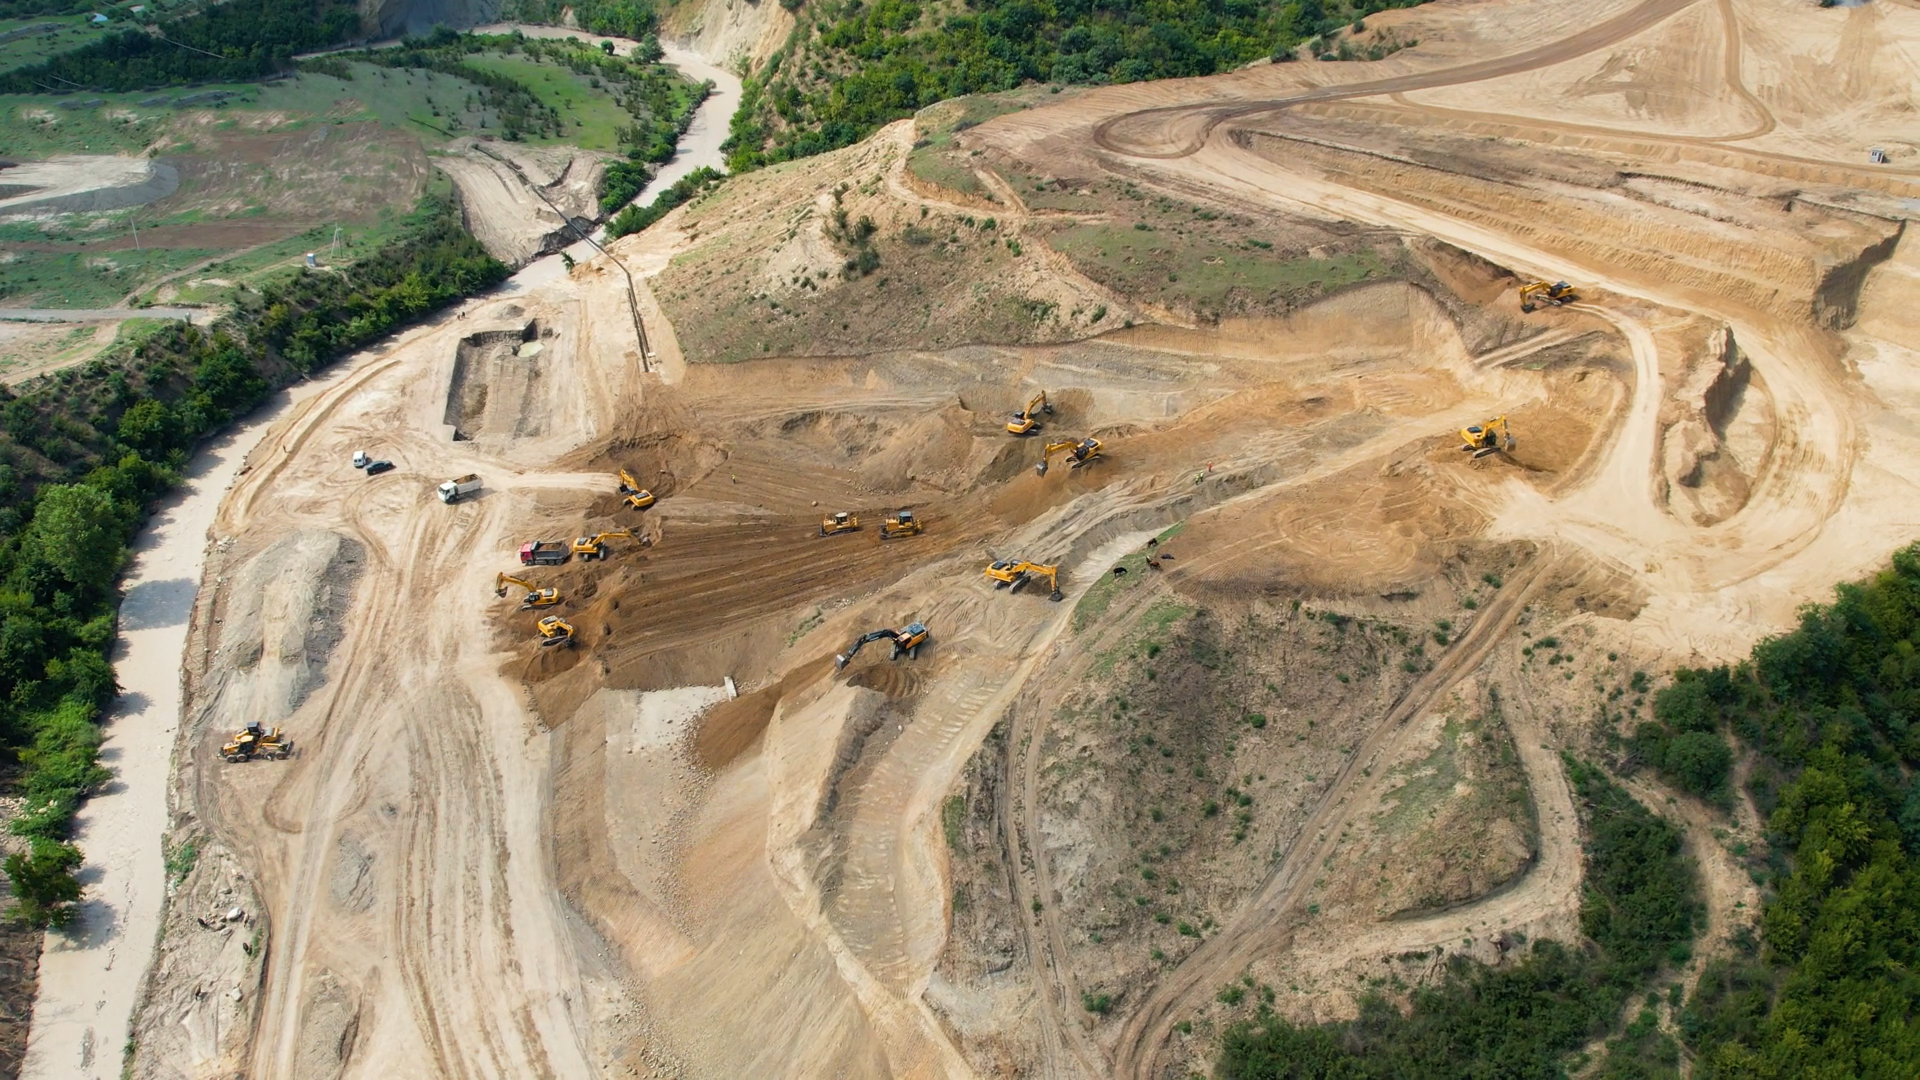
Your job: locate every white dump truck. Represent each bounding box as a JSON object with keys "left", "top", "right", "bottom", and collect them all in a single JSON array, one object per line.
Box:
[{"left": 437, "top": 474, "right": 481, "bottom": 503}]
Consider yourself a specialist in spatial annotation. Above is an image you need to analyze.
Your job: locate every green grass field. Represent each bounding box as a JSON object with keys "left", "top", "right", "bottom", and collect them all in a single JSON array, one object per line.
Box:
[
  {"left": 0, "top": 16, "right": 112, "bottom": 75},
  {"left": 457, "top": 53, "right": 633, "bottom": 149},
  {"left": 1049, "top": 222, "right": 1383, "bottom": 314},
  {"left": 0, "top": 246, "right": 214, "bottom": 308}
]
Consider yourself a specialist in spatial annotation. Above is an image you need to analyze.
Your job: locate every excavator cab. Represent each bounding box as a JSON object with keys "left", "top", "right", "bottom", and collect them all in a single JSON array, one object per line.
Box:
[
  {"left": 879, "top": 510, "right": 923, "bottom": 540},
  {"left": 221, "top": 722, "right": 292, "bottom": 763},
  {"left": 820, "top": 511, "right": 860, "bottom": 537},
  {"left": 984, "top": 559, "right": 1064, "bottom": 602},
  {"left": 1459, "top": 415, "right": 1516, "bottom": 458},
  {"left": 1037, "top": 437, "right": 1102, "bottom": 476},
  {"left": 537, "top": 616, "right": 576, "bottom": 647},
  {"left": 834, "top": 621, "right": 930, "bottom": 669},
  {"left": 1006, "top": 391, "right": 1055, "bottom": 435},
  {"left": 1518, "top": 281, "right": 1578, "bottom": 312},
  {"left": 494, "top": 572, "right": 560, "bottom": 610},
  {"left": 574, "top": 529, "right": 635, "bottom": 561},
  {"left": 618, "top": 469, "right": 656, "bottom": 510}
]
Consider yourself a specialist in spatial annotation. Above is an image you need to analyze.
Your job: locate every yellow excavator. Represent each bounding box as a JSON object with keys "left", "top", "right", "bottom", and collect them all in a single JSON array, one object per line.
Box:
[
  {"left": 1518, "top": 281, "right": 1578, "bottom": 312},
  {"left": 618, "top": 468, "right": 656, "bottom": 509},
  {"left": 574, "top": 529, "right": 635, "bottom": 561},
  {"left": 1006, "top": 390, "right": 1054, "bottom": 435},
  {"left": 494, "top": 572, "right": 560, "bottom": 610},
  {"left": 834, "top": 621, "right": 930, "bottom": 669},
  {"left": 820, "top": 511, "right": 860, "bottom": 537},
  {"left": 221, "top": 721, "right": 292, "bottom": 763},
  {"left": 1037, "top": 437, "right": 1102, "bottom": 476},
  {"left": 984, "top": 559, "right": 1064, "bottom": 601},
  {"left": 879, "top": 510, "right": 923, "bottom": 540},
  {"left": 1459, "top": 415, "right": 1516, "bottom": 458},
  {"left": 537, "top": 615, "right": 576, "bottom": 647}
]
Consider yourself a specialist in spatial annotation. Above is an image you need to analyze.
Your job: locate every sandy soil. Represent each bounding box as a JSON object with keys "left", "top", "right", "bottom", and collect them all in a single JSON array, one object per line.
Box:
[{"left": 111, "top": 2, "right": 1920, "bottom": 1078}]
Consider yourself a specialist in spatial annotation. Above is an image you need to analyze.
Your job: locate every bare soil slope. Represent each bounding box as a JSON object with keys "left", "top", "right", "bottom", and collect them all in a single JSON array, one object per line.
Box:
[{"left": 130, "top": 2, "right": 1920, "bottom": 1078}]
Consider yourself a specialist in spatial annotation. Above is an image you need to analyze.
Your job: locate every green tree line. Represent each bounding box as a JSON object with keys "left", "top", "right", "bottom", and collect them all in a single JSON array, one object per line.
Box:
[
  {"left": 0, "top": 0, "right": 360, "bottom": 93},
  {"left": 1215, "top": 759, "right": 1701, "bottom": 1078},
  {"left": 722, "top": 0, "right": 1428, "bottom": 171},
  {"left": 0, "top": 192, "right": 505, "bottom": 926},
  {"left": 500, "top": 0, "right": 659, "bottom": 41}
]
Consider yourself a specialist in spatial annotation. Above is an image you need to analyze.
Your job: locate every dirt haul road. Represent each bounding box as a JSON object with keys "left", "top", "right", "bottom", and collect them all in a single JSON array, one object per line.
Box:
[{"left": 127, "top": 0, "right": 1920, "bottom": 1077}]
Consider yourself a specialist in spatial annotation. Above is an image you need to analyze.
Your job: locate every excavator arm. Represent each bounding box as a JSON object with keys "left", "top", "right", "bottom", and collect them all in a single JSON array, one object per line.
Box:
[
  {"left": 835, "top": 622, "right": 930, "bottom": 669},
  {"left": 494, "top": 573, "right": 560, "bottom": 608},
  {"left": 1007, "top": 390, "right": 1054, "bottom": 435},
  {"left": 1036, "top": 437, "right": 1101, "bottom": 476}
]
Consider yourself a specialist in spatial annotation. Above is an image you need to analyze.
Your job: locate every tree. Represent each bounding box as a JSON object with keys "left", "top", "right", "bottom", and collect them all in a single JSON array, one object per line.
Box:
[
  {"left": 5, "top": 839, "right": 83, "bottom": 928},
  {"left": 23, "top": 484, "right": 125, "bottom": 594}
]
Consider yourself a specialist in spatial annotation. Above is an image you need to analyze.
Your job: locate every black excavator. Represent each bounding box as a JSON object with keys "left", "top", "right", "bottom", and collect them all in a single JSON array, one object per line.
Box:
[{"left": 834, "top": 622, "right": 930, "bottom": 670}]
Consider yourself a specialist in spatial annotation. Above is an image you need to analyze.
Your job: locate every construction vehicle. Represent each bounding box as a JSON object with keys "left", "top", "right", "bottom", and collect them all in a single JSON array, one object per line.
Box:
[
  {"left": 820, "top": 511, "right": 860, "bottom": 537},
  {"left": 879, "top": 510, "right": 923, "bottom": 540},
  {"left": 1037, "top": 437, "right": 1102, "bottom": 476},
  {"left": 835, "top": 622, "right": 930, "bottom": 669},
  {"left": 438, "top": 474, "right": 482, "bottom": 503},
  {"left": 1518, "top": 281, "right": 1578, "bottom": 312},
  {"left": 536, "top": 615, "right": 576, "bottom": 647},
  {"left": 984, "top": 559, "right": 1064, "bottom": 601},
  {"left": 520, "top": 540, "right": 570, "bottom": 566},
  {"left": 494, "top": 572, "right": 560, "bottom": 609},
  {"left": 1459, "top": 415, "right": 1516, "bottom": 458},
  {"left": 619, "top": 468, "right": 656, "bottom": 509},
  {"left": 573, "top": 529, "right": 635, "bottom": 561},
  {"left": 221, "top": 721, "right": 292, "bottom": 763},
  {"left": 1006, "top": 390, "right": 1054, "bottom": 435}
]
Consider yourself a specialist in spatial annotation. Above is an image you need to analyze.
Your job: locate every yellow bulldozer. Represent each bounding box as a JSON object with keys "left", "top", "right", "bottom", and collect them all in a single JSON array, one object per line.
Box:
[
  {"left": 537, "top": 615, "right": 576, "bottom": 647},
  {"left": 1037, "top": 437, "right": 1102, "bottom": 476},
  {"left": 1518, "top": 281, "right": 1578, "bottom": 312},
  {"left": 618, "top": 468, "right": 656, "bottom": 510},
  {"left": 879, "top": 510, "right": 923, "bottom": 540},
  {"left": 1459, "top": 415, "right": 1516, "bottom": 458},
  {"left": 574, "top": 529, "right": 635, "bottom": 561},
  {"left": 494, "top": 572, "right": 560, "bottom": 610},
  {"left": 820, "top": 511, "right": 860, "bottom": 537},
  {"left": 834, "top": 622, "right": 930, "bottom": 669},
  {"left": 984, "top": 559, "right": 1064, "bottom": 601},
  {"left": 221, "top": 721, "right": 292, "bottom": 763},
  {"left": 1006, "top": 390, "right": 1054, "bottom": 436}
]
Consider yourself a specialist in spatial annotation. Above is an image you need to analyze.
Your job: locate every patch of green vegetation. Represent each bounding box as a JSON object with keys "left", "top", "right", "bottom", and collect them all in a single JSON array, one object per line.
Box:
[
  {"left": 905, "top": 147, "right": 989, "bottom": 202},
  {"left": 457, "top": 53, "right": 632, "bottom": 148},
  {"left": 1074, "top": 523, "right": 1185, "bottom": 632},
  {"left": 941, "top": 794, "right": 965, "bottom": 853},
  {"left": 0, "top": 247, "right": 216, "bottom": 309},
  {"left": 0, "top": 93, "right": 169, "bottom": 156},
  {"left": 606, "top": 165, "right": 723, "bottom": 240},
  {"left": 0, "top": 17, "right": 112, "bottom": 75},
  {"left": 1000, "top": 168, "right": 1110, "bottom": 213},
  {"left": 1667, "top": 543, "right": 1920, "bottom": 1076},
  {"left": 1628, "top": 669, "right": 1734, "bottom": 806},
  {"left": 1048, "top": 221, "right": 1382, "bottom": 316},
  {"left": 164, "top": 836, "right": 198, "bottom": 884},
  {"left": 1215, "top": 760, "right": 1700, "bottom": 1078}
]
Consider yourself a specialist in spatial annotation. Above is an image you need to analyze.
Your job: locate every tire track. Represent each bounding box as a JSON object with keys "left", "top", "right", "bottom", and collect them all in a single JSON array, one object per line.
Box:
[{"left": 1089, "top": 0, "right": 1704, "bottom": 160}]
